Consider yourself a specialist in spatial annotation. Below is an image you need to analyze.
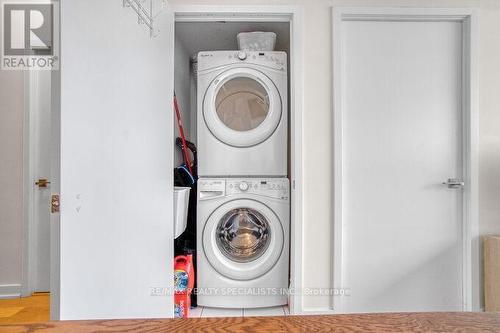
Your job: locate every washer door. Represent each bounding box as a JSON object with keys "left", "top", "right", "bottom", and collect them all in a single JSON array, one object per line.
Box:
[
  {"left": 203, "top": 68, "right": 282, "bottom": 147},
  {"left": 203, "top": 199, "right": 284, "bottom": 280}
]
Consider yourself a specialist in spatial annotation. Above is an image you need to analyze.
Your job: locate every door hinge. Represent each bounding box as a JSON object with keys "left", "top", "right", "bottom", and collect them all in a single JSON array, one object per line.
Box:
[{"left": 51, "top": 194, "right": 60, "bottom": 213}]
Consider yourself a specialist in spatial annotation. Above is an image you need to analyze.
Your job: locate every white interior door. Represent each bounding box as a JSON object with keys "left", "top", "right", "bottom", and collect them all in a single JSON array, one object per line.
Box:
[
  {"left": 30, "top": 70, "right": 52, "bottom": 293},
  {"left": 52, "top": 0, "right": 174, "bottom": 320},
  {"left": 337, "top": 19, "right": 465, "bottom": 313}
]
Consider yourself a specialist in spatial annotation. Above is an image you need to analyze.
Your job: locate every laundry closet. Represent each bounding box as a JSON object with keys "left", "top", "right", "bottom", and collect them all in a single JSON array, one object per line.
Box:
[{"left": 172, "top": 20, "right": 292, "bottom": 317}]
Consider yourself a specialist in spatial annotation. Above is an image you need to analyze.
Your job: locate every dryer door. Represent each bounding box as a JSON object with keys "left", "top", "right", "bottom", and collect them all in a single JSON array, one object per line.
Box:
[
  {"left": 203, "top": 199, "right": 284, "bottom": 280},
  {"left": 203, "top": 68, "right": 282, "bottom": 147}
]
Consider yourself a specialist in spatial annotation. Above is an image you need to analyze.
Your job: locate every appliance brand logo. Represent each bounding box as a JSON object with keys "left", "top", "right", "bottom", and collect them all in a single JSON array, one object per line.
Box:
[{"left": 1, "top": 1, "right": 59, "bottom": 70}]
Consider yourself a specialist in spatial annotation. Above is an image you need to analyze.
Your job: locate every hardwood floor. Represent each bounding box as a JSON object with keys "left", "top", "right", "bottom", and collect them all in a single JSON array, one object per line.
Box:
[
  {"left": 0, "top": 294, "right": 49, "bottom": 324},
  {"left": 1, "top": 296, "right": 499, "bottom": 332},
  {"left": 1, "top": 312, "right": 500, "bottom": 332},
  {"left": 0, "top": 296, "right": 289, "bottom": 322}
]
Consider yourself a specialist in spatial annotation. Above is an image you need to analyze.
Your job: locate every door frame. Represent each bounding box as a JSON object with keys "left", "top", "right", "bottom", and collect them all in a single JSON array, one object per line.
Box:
[
  {"left": 171, "top": 5, "right": 305, "bottom": 315},
  {"left": 331, "top": 7, "right": 479, "bottom": 313},
  {"left": 21, "top": 70, "right": 48, "bottom": 297}
]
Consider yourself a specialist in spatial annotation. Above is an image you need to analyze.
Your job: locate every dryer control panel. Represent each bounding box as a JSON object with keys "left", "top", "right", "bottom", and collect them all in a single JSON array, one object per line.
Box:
[
  {"left": 198, "top": 51, "right": 287, "bottom": 73},
  {"left": 198, "top": 178, "right": 289, "bottom": 201}
]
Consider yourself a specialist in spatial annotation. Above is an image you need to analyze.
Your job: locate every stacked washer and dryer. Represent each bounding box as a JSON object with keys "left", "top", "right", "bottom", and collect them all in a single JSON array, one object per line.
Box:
[{"left": 196, "top": 50, "right": 290, "bottom": 308}]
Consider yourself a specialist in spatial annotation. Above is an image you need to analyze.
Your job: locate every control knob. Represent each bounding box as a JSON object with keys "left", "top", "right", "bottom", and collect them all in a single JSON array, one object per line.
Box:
[
  {"left": 238, "top": 51, "right": 247, "bottom": 60},
  {"left": 239, "top": 181, "right": 249, "bottom": 191}
]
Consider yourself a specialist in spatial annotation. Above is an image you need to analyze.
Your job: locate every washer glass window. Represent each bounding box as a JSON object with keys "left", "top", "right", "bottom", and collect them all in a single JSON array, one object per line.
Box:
[
  {"left": 216, "top": 208, "right": 271, "bottom": 263},
  {"left": 215, "top": 77, "right": 270, "bottom": 132}
]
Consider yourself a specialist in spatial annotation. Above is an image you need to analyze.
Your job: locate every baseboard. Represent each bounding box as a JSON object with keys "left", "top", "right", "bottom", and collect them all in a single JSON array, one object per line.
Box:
[{"left": 0, "top": 284, "right": 21, "bottom": 299}]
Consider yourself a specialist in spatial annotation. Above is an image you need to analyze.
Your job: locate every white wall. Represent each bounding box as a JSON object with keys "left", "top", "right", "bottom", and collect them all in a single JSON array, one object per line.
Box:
[
  {"left": 0, "top": 71, "right": 24, "bottom": 297},
  {"left": 169, "top": 0, "right": 500, "bottom": 312},
  {"left": 477, "top": 0, "right": 500, "bottom": 310},
  {"left": 478, "top": 1, "right": 500, "bottom": 237}
]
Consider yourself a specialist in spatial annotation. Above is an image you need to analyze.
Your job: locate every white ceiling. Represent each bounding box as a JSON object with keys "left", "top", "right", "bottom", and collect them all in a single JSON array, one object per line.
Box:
[{"left": 175, "top": 21, "right": 290, "bottom": 57}]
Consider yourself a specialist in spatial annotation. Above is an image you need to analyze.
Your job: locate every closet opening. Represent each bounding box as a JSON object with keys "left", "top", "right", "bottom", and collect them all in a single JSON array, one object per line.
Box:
[{"left": 171, "top": 11, "right": 301, "bottom": 318}]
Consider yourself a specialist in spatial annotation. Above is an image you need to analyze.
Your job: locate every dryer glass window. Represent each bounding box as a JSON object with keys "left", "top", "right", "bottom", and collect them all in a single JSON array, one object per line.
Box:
[
  {"left": 215, "top": 77, "right": 270, "bottom": 132},
  {"left": 216, "top": 208, "right": 270, "bottom": 263}
]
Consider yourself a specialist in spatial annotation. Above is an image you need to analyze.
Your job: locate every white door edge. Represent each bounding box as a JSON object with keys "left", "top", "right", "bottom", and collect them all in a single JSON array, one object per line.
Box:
[
  {"left": 331, "top": 7, "right": 480, "bottom": 313},
  {"left": 21, "top": 71, "right": 34, "bottom": 297}
]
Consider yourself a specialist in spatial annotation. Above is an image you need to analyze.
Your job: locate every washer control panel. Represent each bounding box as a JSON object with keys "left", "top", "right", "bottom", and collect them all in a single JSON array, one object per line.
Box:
[
  {"left": 199, "top": 178, "right": 289, "bottom": 201},
  {"left": 199, "top": 179, "right": 225, "bottom": 192},
  {"left": 228, "top": 179, "right": 289, "bottom": 200}
]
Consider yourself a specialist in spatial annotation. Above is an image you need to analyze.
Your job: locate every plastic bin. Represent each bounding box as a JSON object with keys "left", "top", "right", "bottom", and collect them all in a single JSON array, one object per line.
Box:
[
  {"left": 237, "top": 32, "right": 276, "bottom": 51},
  {"left": 174, "top": 187, "right": 191, "bottom": 239}
]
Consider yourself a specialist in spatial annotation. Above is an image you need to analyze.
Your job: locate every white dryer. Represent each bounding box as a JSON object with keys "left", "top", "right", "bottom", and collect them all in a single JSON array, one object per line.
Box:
[
  {"left": 197, "top": 178, "right": 289, "bottom": 308},
  {"left": 197, "top": 51, "right": 288, "bottom": 177}
]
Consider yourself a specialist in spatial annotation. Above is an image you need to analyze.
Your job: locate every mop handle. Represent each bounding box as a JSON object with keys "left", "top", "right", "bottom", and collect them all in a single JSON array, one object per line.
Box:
[{"left": 173, "top": 93, "right": 194, "bottom": 175}]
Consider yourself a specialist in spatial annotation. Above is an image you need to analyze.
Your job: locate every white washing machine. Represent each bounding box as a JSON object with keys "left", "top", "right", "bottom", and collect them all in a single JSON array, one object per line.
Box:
[
  {"left": 197, "top": 178, "right": 289, "bottom": 308},
  {"left": 197, "top": 51, "right": 288, "bottom": 177}
]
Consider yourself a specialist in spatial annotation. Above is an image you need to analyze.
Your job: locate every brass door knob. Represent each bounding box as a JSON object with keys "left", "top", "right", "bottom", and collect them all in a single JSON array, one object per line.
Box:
[
  {"left": 51, "top": 194, "right": 60, "bottom": 213},
  {"left": 35, "top": 179, "right": 51, "bottom": 188}
]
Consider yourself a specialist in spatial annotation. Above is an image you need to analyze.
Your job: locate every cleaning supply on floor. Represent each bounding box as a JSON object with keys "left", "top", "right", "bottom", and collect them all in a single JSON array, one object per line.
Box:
[
  {"left": 173, "top": 138, "right": 198, "bottom": 307},
  {"left": 174, "top": 254, "right": 195, "bottom": 318}
]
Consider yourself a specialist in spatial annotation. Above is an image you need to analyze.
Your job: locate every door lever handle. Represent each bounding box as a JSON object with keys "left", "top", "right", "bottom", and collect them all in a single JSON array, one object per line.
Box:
[
  {"left": 35, "top": 178, "right": 51, "bottom": 188},
  {"left": 442, "top": 178, "right": 465, "bottom": 189}
]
